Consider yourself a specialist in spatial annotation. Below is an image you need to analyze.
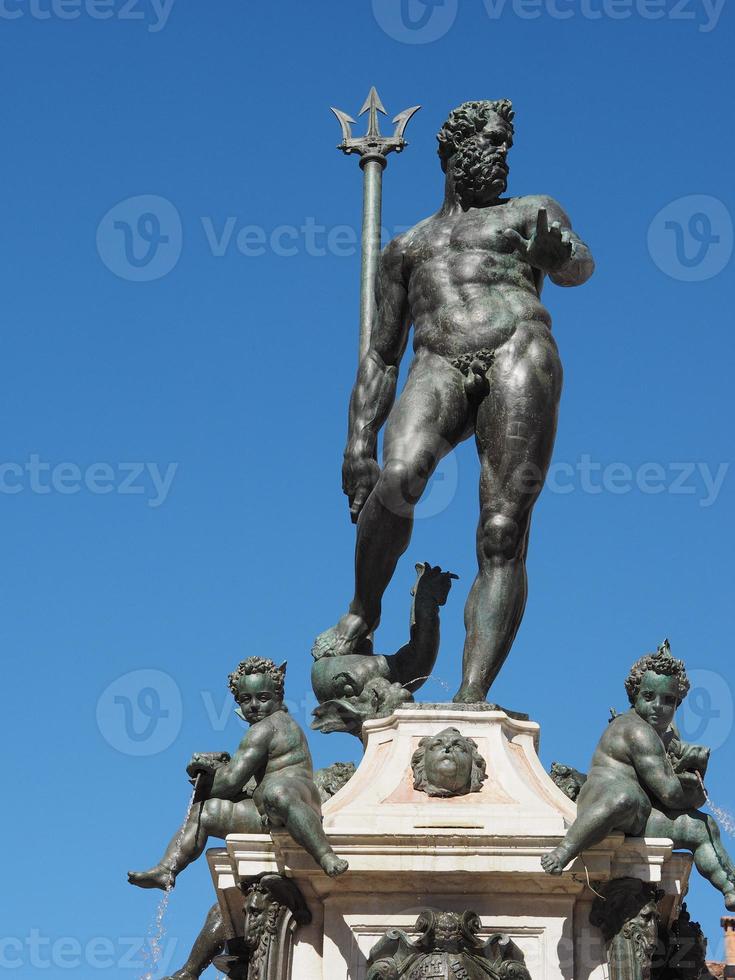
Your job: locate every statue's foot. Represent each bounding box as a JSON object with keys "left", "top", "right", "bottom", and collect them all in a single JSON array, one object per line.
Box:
[
  {"left": 320, "top": 853, "right": 349, "bottom": 877},
  {"left": 724, "top": 888, "right": 735, "bottom": 912},
  {"left": 541, "top": 849, "right": 568, "bottom": 876},
  {"left": 161, "top": 972, "right": 196, "bottom": 980},
  {"left": 452, "top": 684, "right": 487, "bottom": 704},
  {"left": 127, "top": 865, "right": 175, "bottom": 891},
  {"left": 312, "top": 614, "right": 372, "bottom": 661}
]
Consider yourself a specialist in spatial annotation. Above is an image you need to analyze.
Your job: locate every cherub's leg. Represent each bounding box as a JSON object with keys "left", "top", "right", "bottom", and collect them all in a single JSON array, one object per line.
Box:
[
  {"left": 665, "top": 811, "right": 735, "bottom": 909},
  {"left": 542, "top": 778, "right": 649, "bottom": 875},
  {"left": 262, "top": 782, "right": 348, "bottom": 878},
  {"left": 327, "top": 353, "right": 470, "bottom": 655},
  {"left": 128, "top": 798, "right": 261, "bottom": 891},
  {"left": 161, "top": 902, "right": 226, "bottom": 980}
]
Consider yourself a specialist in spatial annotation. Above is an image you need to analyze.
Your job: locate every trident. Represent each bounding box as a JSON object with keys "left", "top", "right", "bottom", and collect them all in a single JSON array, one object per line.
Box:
[{"left": 331, "top": 87, "right": 420, "bottom": 363}]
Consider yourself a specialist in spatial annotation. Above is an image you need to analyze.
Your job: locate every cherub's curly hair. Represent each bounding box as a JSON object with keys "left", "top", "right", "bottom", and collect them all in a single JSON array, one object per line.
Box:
[
  {"left": 437, "top": 99, "right": 515, "bottom": 172},
  {"left": 624, "top": 640, "right": 690, "bottom": 706},
  {"left": 228, "top": 657, "right": 286, "bottom": 701}
]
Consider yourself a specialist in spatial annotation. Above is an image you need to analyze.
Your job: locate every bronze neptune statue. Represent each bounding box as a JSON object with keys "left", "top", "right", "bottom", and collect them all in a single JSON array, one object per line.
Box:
[{"left": 319, "top": 99, "right": 595, "bottom": 703}]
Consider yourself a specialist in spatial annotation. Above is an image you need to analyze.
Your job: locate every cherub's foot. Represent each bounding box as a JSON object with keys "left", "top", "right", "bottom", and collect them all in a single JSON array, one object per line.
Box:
[
  {"left": 127, "top": 865, "right": 175, "bottom": 891},
  {"left": 541, "top": 849, "right": 568, "bottom": 876},
  {"left": 724, "top": 888, "right": 735, "bottom": 912},
  {"left": 452, "top": 684, "right": 487, "bottom": 704},
  {"left": 312, "top": 614, "right": 372, "bottom": 661},
  {"left": 320, "top": 853, "right": 349, "bottom": 877}
]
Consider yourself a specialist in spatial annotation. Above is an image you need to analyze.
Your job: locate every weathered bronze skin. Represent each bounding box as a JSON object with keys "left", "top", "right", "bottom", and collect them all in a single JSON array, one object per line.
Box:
[
  {"left": 542, "top": 642, "right": 735, "bottom": 910},
  {"left": 319, "top": 99, "right": 595, "bottom": 702},
  {"left": 311, "top": 562, "right": 456, "bottom": 737},
  {"left": 128, "top": 658, "right": 348, "bottom": 892}
]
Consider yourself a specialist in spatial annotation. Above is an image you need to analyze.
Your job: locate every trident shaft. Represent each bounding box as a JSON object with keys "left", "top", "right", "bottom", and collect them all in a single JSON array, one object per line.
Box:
[{"left": 331, "top": 87, "right": 420, "bottom": 363}]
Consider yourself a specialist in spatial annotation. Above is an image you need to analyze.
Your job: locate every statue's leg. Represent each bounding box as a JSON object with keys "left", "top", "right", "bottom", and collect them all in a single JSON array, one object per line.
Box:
[
  {"left": 662, "top": 811, "right": 735, "bottom": 908},
  {"left": 454, "top": 323, "right": 562, "bottom": 703},
  {"left": 542, "top": 776, "right": 650, "bottom": 875},
  {"left": 335, "top": 352, "right": 470, "bottom": 647},
  {"left": 128, "top": 798, "right": 262, "bottom": 891},
  {"left": 262, "top": 779, "right": 348, "bottom": 878},
  {"left": 161, "top": 902, "right": 226, "bottom": 980}
]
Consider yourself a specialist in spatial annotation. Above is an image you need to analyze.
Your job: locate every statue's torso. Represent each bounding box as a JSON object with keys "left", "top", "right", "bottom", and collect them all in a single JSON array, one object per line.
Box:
[{"left": 403, "top": 197, "right": 552, "bottom": 358}]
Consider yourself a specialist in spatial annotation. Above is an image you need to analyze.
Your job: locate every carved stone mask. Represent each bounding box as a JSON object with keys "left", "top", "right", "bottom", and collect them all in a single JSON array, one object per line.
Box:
[{"left": 412, "top": 727, "right": 487, "bottom": 798}]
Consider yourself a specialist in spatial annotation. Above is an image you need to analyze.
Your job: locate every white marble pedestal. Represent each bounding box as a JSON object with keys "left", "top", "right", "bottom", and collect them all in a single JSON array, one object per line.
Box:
[{"left": 208, "top": 705, "right": 692, "bottom": 979}]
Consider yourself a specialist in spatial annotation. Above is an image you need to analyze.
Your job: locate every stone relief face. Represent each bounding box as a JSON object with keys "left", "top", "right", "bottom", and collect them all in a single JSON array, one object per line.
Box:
[
  {"left": 412, "top": 727, "right": 487, "bottom": 797},
  {"left": 433, "top": 913, "right": 463, "bottom": 952}
]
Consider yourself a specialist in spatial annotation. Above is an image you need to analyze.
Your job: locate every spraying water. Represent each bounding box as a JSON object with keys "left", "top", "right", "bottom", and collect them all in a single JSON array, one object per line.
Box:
[
  {"left": 138, "top": 779, "right": 200, "bottom": 980},
  {"left": 695, "top": 771, "right": 735, "bottom": 836},
  {"left": 706, "top": 796, "right": 735, "bottom": 837}
]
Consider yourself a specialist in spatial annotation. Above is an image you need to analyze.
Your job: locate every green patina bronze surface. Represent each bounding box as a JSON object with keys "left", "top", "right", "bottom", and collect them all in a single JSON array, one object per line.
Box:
[
  {"left": 311, "top": 562, "right": 456, "bottom": 737},
  {"left": 367, "top": 909, "right": 533, "bottom": 980},
  {"left": 543, "top": 642, "right": 735, "bottom": 910},
  {"left": 128, "top": 658, "right": 348, "bottom": 894}
]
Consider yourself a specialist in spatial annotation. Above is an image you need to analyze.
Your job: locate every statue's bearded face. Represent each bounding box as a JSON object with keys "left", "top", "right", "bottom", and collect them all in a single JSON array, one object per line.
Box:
[
  {"left": 450, "top": 113, "right": 513, "bottom": 210},
  {"left": 423, "top": 730, "right": 474, "bottom": 794}
]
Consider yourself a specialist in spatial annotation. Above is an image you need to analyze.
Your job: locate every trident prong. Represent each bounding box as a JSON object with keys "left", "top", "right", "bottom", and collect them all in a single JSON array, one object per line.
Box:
[
  {"left": 360, "top": 86, "right": 386, "bottom": 139},
  {"left": 332, "top": 86, "right": 421, "bottom": 161},
  {"left": 331, "top": 87, "right": 421, "bottom": 364},
  {"left": 330, "top": 107, "right": 356, "bottom": 145},
  {"left": 392, "top": 105, "right": 422, "bottom": 143}
]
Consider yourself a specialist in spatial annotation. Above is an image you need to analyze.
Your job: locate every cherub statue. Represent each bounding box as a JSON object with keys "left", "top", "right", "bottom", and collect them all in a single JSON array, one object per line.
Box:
[
  {"left": 128, "top": 657, "right": 348, "bottom": 891},
  {"left": 157, "top": 762, "right": 356, "bottom": 980},
  {"left": 311, "top": 562, "right": 457, "bottom": 737},
  {"left": 542, "top": 641, "right": 735, "bottom": 910}
]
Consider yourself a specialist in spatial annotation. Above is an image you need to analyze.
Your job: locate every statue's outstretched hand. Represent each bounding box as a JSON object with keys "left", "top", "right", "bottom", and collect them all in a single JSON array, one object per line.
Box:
[
  {"left": 678, "top": 771, "right": 707, "bottom": 810},
  {"left": 412, "top": 562, "right": 459, "bottom": 607},
  {"left": 342, "top": 454, "right": 380, "bottom": 524},
  {"left": 504, "top": 208, "right": 573, "bottom": 274}
]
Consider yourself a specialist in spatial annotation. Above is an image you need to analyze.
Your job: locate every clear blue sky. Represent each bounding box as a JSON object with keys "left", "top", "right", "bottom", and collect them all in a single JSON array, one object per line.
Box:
[{"left": 2, "top": 1, "right": 733, "bottom": 975}]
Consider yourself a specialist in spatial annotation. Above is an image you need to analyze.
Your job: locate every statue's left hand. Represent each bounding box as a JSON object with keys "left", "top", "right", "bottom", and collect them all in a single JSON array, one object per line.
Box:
[
  {"left": 412, "top": 562, "right": 458, "bottom": 607},
  {"left": 504, "top": 208, "right": 573, "bottom": 274},
  {"left": 186, "top": 752, "right": 231, "bottom": 780}
]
